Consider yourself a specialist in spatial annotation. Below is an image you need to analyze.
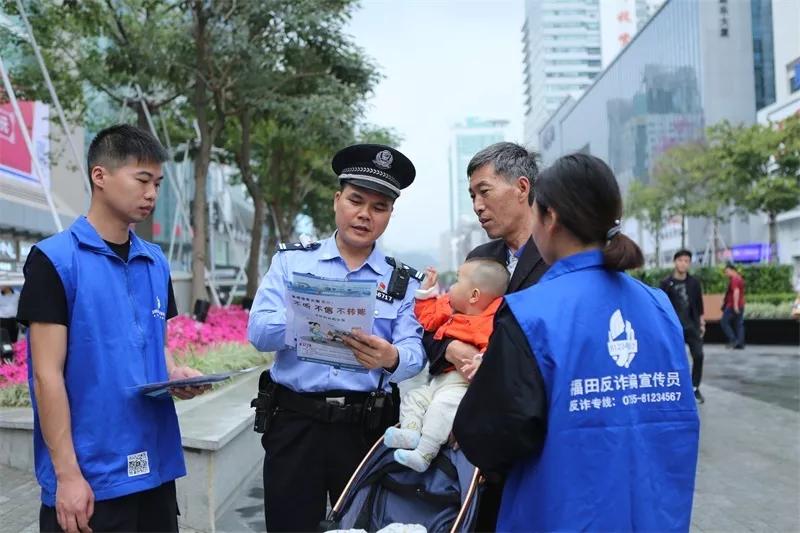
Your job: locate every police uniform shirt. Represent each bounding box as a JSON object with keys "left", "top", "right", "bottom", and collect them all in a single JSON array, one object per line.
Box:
[{"left": 247, "top": 234, "right": 425, "bottom": 393}]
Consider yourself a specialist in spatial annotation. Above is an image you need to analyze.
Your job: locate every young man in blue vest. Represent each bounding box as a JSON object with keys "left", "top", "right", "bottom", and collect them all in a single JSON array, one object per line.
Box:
[{"left": 16, "top": 124, "right": 208, "bottom": 533}]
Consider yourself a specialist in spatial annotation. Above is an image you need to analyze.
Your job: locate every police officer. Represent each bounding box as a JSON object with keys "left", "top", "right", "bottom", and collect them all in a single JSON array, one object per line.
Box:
[
  {"left": 454, "top": 154, "right": 700, "bottom": 531},
  {"left": 248, "top": 144, "right": 425, "bottom": 532}
]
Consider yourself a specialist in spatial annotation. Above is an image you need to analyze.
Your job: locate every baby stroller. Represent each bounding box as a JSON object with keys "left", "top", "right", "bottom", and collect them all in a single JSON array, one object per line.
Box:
[{"left": 321, "top": 433, "right": 483, "bottom": 532}]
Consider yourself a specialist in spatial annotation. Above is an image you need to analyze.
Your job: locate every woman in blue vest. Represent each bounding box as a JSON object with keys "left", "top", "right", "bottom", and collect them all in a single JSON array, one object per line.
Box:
[{"left": 453, "top": 153, "right": 700, "bottom": 532}]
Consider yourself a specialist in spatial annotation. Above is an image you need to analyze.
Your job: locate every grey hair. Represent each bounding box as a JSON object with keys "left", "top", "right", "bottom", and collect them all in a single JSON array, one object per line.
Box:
[{"left": 466, "top": 142, "right": 539, "bottom": 205}]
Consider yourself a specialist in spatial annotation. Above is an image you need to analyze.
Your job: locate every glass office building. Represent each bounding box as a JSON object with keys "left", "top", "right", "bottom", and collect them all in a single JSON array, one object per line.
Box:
[
  {"left": 537, "top": 0, "right": 769, "bottom": 263},
  {"left": 448, "top": 117, "right": 509, "bottom": 231},
  {"left": 751, "top": 0, "right": 776, "bottom": 111},
  {"left": 540, "top": 0, "right": 760, "bottom": 185}
]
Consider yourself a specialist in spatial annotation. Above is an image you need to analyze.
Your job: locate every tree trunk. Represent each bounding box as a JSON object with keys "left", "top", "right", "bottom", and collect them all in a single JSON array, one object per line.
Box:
[
  {"left": 136, "top": 107, "right": 154, "bottom": 241},
  {"left": 235, "top": 110, "right": 266, "bottom": 299},
  {"left": 655, "top": 225, "right": 661, "bottom": 268},
  {"left": 680, "top": 215, "right": 686, "bottom": 249},
  {"left": 264, "top": 210, "right": 278, "bottom": 264},
  {"left": 190, "top": 1, "right": 211, "bottom": 304},
  {"left": 768, "top": 212, "right": 778, "bottom": 263},
  {"left": 247, "top": 198, "right": 266, "bottom": 298},
  {"left": 712, "top": 217, "right": 719, "bottom": 266}
]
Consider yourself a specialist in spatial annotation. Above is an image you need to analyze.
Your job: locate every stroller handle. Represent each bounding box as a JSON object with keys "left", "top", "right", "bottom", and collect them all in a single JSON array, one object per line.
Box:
[{"left": 328, "top": 425, "right": 486, "bottom": 533}]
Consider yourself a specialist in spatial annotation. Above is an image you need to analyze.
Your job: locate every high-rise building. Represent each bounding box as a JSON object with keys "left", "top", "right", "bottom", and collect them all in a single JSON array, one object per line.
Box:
[
  {"left": 757, "top": 0, "right": 800, "bottom": 268},
  {"left": 448, "top": 117, "right": 509, "bottom": 231},
  {"left": 439, "top": 117, "right": 509, "bottom": 271},
  {"left": 751, "top": 0, "right": 776, "bottom": 110},
  {"left": 536, "top": 0, "right": 772, "bottom": 265},
  {"left": 523, "top": 0, "right": 665, "bottom": 147},
  {"left": 523, "top": 0, "right": 603, "bottom": 147}
]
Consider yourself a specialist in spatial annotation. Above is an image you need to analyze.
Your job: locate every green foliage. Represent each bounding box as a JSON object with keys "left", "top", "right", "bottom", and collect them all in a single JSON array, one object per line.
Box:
[
  {"left": 0, "top": 384, "right": 30, "bottom": 408},
  {"left": 652, "top": 142, "right": 721, "bottom": 219},
  {"left": 626, "top": 181, "right": 667, "bottom": 261},
  {"left": 0, "top": 343, "right": 271, "bottom": 408},
  {"left": 626, "top": 117, "right": 800, "bottom": 260},
  {"left": 693, "top": 268, "right": 728, "bottom": 294},
  {"left": 708, "top": 117, "right": 800, "bottom": 261},
  {"left": 746, "top": 293, "right": 797, "bottom": 305},
  {"left": 629, "top": 268, "right": 672, "bottom": 288},
  {"left": 175, "top": 343, "right": 272, "bottom": 394},
  {"left": 743, "top": 302, "right": 794, "bottom": 320},
  {"left": 630, "top": 264, "right": 792, "bottom": 295},
  {"left": 736, "top": 264, "right": 794, "bottom": 294},
  {"left": 1, "top": 0, "right": 191, "bottom": 127},
  {"left": 709, "top": 117, "right": 800, "bottom": 220}
]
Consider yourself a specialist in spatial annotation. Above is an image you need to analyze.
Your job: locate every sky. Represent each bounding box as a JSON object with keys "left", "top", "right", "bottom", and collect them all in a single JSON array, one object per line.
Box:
[{"left": 345, "top": 0, "right": 526, "bottom": 261}]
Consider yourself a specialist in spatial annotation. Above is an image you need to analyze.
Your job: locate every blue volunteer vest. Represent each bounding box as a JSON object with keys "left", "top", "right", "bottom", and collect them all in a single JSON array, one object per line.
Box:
[
  {"left": 27, "top": 216, "right": 185, "bottom": 505},
  {"left": 502, "top": 250, "right": 699, "bottom": 532}
]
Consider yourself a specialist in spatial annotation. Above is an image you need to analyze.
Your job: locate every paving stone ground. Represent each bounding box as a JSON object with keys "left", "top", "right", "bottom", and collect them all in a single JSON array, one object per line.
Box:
[{"left": 3, "top": 344, "right": 798, "bottom": 533}]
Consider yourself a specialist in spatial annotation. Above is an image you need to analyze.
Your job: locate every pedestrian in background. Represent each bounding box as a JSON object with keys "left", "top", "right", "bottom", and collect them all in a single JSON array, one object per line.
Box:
[
  {"left": 721, "top": 262, "right": 746, "bottom": 349},
  {"left": 1, "top": 285, "right": 20, "bottom": 344},
  {"left": 660, "top": 250, "right": 706, "bottom": 403}
]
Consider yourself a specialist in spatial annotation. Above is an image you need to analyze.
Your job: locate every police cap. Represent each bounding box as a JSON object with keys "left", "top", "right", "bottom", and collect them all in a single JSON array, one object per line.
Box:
[{"left": 332, "top": 144, "right": 416, "bottom": 200}]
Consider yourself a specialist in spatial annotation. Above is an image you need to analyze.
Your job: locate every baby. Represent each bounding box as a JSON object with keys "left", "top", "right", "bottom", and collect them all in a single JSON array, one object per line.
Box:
[{"left": 385, "top": 258, "right": 509, "bottom": 472}]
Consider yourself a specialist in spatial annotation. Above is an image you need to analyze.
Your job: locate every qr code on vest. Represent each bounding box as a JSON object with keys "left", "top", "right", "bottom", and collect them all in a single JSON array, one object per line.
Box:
[{"left": 127, "top": 451, "right": 150, "bottom": 477}]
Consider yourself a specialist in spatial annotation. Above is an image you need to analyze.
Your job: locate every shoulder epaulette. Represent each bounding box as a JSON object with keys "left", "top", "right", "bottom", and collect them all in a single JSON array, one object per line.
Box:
[
  {"left": 277, "top": 241, "right": 321, "bottom": 252},
  {"left": 384, "top": 257, "right": 425, "bottom": 282}
]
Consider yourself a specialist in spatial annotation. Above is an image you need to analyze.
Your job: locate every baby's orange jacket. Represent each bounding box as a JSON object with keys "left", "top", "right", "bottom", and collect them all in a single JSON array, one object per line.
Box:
[{"left": 414, "top": 294, "right": 503, "bottom": 352}]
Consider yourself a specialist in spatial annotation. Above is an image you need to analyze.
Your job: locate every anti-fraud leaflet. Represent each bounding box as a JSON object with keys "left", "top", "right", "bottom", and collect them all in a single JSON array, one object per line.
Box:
[{"left": 286, "top": 273, "right": 376, "bottom": 372}]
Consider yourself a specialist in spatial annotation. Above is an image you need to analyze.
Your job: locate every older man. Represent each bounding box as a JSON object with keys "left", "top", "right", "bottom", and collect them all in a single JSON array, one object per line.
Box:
[
  {"left": 426, "top": 142, "right": 547, "bottom": 375},
  {"left": 425, "top": 142, "right": 547, "bottom": 530}
]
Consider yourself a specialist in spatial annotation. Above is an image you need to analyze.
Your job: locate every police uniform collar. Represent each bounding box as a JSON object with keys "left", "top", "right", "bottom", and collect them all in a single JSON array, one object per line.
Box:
[
  {"left": 541, "top": 249, "right": 604, "bottom": 282},
  {"left": 70, "top": 216, "right": 155, "bottom": 262},
  {"left": 319, "top": 233, "right": 391, "bottom": 276}
]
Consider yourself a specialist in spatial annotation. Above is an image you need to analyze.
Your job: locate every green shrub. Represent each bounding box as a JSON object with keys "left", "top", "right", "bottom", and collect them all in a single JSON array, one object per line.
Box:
[
  {"left": 631, "top": 264, "right": 794, "bottom": 295},
  {"left": 744, "top": 302, "right": 794, "bottom": 319},
  {"left": 695, "top": 268, "right": 727, "bottom": 293},
  {"left": 629, "top": 268, "right": 672, "bottom": 288},
  {"left": 0, "top": 343, "right": 273, "bottom": 408},
  {"left": 746, "top": 293, "right": 797, "bottom": 305},
  {"left": 0, "top": 384, "right": 30, "bottom": 408},
  {"left": 739, "top": 264, "right": 794, "bottom": 294}
]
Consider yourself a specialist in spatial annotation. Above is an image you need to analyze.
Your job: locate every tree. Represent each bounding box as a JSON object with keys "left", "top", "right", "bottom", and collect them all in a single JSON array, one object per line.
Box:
[
  {"left": 709, "top": 117, "right": 800, "bottom": 263},
  {"left": 626, "top": 180, "right": 668, "bottom": 266},
  {"left": 217, "top": 0, "right": 381, "bottom": 298},
  {"left": 4, "top": 0, "right": 393, "bottom": 302},
  {"left": 1, "top": 0, "right": 193, "bottom": 239},
  {"left": 650, "top": 142, "right": 712, "bottom": 248}
]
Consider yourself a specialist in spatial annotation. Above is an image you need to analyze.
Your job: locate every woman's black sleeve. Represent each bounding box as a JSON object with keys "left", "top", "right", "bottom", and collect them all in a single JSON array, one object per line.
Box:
[{"left": 453, "top": 303, "right": 548, "bottom": 474}]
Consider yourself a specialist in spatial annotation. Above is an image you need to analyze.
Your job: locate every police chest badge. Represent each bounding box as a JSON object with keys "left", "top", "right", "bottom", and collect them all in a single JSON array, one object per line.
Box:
[
  {"left": 373, "top": 149, "right": 393, "bottom": 169},
  {"left": 376, "top": 282, "right": 394, "bottom": 303}
]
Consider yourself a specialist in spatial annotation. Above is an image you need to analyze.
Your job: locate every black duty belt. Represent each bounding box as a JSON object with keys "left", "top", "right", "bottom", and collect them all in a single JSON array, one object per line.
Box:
[{"left": 274, "top": 384, "right": 368, "bottom": 424}]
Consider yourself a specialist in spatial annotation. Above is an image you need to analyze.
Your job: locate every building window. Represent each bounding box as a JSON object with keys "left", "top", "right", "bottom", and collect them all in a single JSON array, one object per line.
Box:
[{"left": 790, "top": 61, "right": 800, "bottom": 93}]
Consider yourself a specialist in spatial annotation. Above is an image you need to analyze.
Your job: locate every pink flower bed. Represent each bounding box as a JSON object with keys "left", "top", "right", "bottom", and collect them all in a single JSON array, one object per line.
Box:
[
  {"left": 167, "top": 305, "right": 249, "bottom": 355},
  {"left": 0, "top": 305, "right": 249, "bottom": 388},
  {"left": 0, "top": 337, "right": 28, "bottom": 387}
]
